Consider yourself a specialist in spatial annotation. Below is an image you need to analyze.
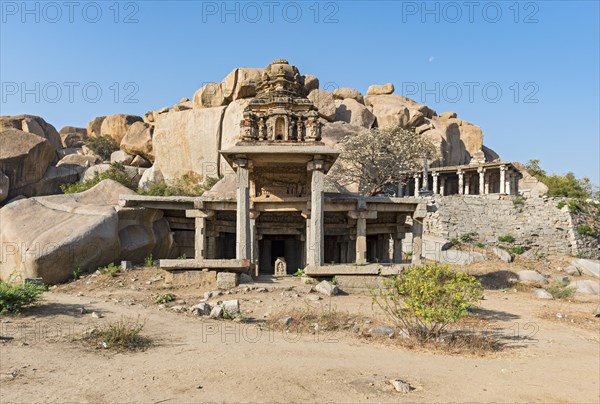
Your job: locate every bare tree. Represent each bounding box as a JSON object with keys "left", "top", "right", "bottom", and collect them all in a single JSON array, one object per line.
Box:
[{"left": 328, "top": 126, "right": 437, "bottom": 196}]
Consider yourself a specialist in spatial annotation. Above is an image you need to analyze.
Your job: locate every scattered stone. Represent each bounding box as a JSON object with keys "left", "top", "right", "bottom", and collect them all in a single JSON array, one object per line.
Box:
[
  {"left": 256, "top": 287, "right": 268, "bottom": 293},
  {"left": 217, "top": 272, "right": 238, "bottom": 290},
  {"left": 493, "top": 247, "right": 513, "bottom": 263},
  {"left": 121, "top": 261, "right": 133, "bottom": 271},
  {"left": 294, "top": 285, "right": 313, "bottom": 294},
  {"left": 390, "top": 379, "right": 411, "bottom": 394},
  {"left": 564, "top": 266, "right": 582, "bottom": 276},
  {"left": 305, "top": 294, "right": 321, "bottom": 302},
  {"left": 222, "top": 300, "right": 240, "bottom": 317},
  {"left": 279, "top": 316, "right": 293, "bottom": 326},
  {"left": 595, "top": 305, "right": 600, "bottom": 317},
  {"left": 516, "top": 270, "right": 548, "bottom": 285},
  {"left": 301, "top": 276, "right": 317, "bottom": 285},
  {"left": 170, "top": 305, "right": 185, "bottom": 313},
  {"left": 191, "top": 302, "right": 211, "bottom": 316},
  {"left": 555, "top": 276, "right": 569, "bottom": 283},
  {"left": 210, "top": 305, "right": 223, "bottom": 318},
  {"left": 91, "top": 312, "right": 102, "bottom": 318},
  {"left": 533, "top": 288, "right": 553, "bottom": 299},
  {"left": 573, "top": 259, "right": 600, "bottom": 278},
  {"left": 315, "top": 280, "right": 339, "bottom": 296},
  {"left": 368, "top": 325, "right": 394, "bottom": 337},
  {"left": 571, "top": 280, "right": 600, "bottom": 296}
]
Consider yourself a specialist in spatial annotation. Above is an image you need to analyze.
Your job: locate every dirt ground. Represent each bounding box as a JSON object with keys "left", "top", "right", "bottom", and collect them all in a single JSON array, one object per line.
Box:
[{"left": 1, "top": 257, "right": 599, "bottom": 404}]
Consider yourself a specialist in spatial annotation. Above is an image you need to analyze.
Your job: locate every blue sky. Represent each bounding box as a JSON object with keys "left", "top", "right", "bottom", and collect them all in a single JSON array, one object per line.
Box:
[{"left": 1, "top": 0, "right": 599, "bottom": 184}]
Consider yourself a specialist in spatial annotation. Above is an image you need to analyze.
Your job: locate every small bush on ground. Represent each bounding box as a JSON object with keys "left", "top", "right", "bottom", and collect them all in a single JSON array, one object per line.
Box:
[
  {"left": 0, "top": 281, "right": 46, "bottom": 314},
  {"left": 510, "top": 246, "right": 525, "bottom": 255},
  {"left": 84, "top": 316, "right": 149, "bottom": 350},
  {"left": 84, "top": 136, "right": 120, "bottom": 160},
  {"left": 372, "top": 264, "right": 483, "bottom": 342},
  {"left": 545, "top": 282, "right": 576, "bottom": 299},
  {"left": 99, "top": 263, "right": 121, "bottom": 277},
  {"left": 460, "top": 233, "right": 477, "bottom": 243},
  {"left": 498, "top": 234, "right": 515, "bottom": 243},
  {"left": 512, "top": 196, "right": 526, "bottom": 207},
  {"left": 155, "top": 293, "right": 176, "bottom": 304},
  {"left": 61, "top": 162, "right": 137, "bottom": 194},
  {"left": 577, "top": 224, "right": 594, "bottom": 236},
  {"left": 144, "top": 254, "right": 154, "bottom": 267}
]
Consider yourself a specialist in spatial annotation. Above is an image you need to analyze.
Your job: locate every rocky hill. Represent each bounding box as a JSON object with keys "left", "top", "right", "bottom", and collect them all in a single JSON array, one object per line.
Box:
[{"left": 1, "top": 60, "right": 501, "bottom": 202}]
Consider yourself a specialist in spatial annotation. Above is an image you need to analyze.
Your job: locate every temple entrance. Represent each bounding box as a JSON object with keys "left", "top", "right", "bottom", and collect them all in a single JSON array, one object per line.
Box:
[{"left": 258, "top": 235, "right": 303, "bottom": 275}]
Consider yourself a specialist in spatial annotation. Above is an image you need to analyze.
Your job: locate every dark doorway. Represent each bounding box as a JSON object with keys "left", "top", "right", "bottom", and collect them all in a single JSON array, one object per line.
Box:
[
  {"left": 271, "top": 240, "right": 285, "bottom": 263},
  {"left": 259, "top": 235, "right": 303, "bottom": 274}
]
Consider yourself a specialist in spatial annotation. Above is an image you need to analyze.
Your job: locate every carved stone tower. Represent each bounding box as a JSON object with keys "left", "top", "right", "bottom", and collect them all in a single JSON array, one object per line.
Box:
[{"left": 221, "top": 59, "right": 339, "bottom": 269}]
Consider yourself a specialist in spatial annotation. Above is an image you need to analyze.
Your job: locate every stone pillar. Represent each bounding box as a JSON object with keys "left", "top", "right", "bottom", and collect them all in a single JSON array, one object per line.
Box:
[
  {"left": 478, "top": 167, "right": 486, "bottom": 195},
  {"left": 195, "top": 217, "right": 206, "bottom": 260},
  {"left": 505, "top": 171, "right": 512, "bottom": 195},
  {"left": 440, "top": 177, "right": 446, "bottom": 196},
  {"left": 393, "top": 236, "right": 404, "bottom": 263},
  {"left": 484, "top": 172, "right": 490, "bottom": 194},
  {"left": 397, "top": 183, "right": 404, "bottom": 197},
  {"left": 356, "top": 216, "right": 367, "bottom": 265},
  {"left": 432, "top": 172, "right": 439, "bottom": 195},
  {"left": 250, "top": 211, "right": 260, "bottom": 275},
  {"left": 499, "top": 165, "right": 506, "bottom": 194},
  {"left": 457, "top": 170, "right": 464, "bottom": 195},
  {"left": 307, "top": 159, "right": 325, "bottom": 267},
  {"left": 413, "top": 174, "right": 420, "bottom": 197},
  {"left": 412, "top": 218, "right": 423, "bottom": 265},
  {"left": 235, "top": 158, "right": 251, "bottom": 260}
]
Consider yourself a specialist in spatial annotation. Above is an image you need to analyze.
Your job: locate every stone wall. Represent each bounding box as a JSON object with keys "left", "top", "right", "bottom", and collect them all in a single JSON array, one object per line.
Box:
[{"left": 423, "top": 195, "right": 598, "bottom": 258}]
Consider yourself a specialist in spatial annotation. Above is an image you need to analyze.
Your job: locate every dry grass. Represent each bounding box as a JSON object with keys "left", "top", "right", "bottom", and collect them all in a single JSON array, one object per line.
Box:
[
  {"left": 268, "top": 303, "right": 504, "bottom": 356},
  {"left": 83, "top": 316, "right": 150, "bottom": 351}
]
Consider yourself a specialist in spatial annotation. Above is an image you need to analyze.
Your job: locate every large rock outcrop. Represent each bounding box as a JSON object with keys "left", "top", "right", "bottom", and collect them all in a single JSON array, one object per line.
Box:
[
  {"left": 0, "top": 180, "right": 175, "bottom": 284},
  {"left": 100, "top": 114, "right": 143, "bottom": 143},
  {"left": 153, "top": 107, "right": 226, "bottom": 181},
  {"left": 0, "top": 115, "right": 62, "bottom": 151},
  {"left": 59, "top": 126, "right": 87, "bottom": 148},
  {"left": 120, "top": 121, "right": 155, "bottom": 162},
  {"left": 87, "top": 116, "right": 106, "bottom": 137},
  {"left": 0, "top": 129, "right": 57, "bottom": 199}
]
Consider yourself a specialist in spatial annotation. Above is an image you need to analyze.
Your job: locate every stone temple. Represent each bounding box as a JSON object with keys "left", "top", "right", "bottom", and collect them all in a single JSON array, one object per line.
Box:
[{"left": 126, "top": 60, "right": 426, "bottom": 278}]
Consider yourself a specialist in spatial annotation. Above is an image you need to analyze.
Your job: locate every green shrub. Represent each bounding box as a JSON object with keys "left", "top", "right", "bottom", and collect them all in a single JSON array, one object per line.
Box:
[
  {"left": 293, "top": 268, "right": 305, "bottom": 277},
  {"left": 476, "top": 242, "right": 485, "bottom": 248},
  {"left": 545, "top": 282, "right": 575, "bottom": 299},
  {"left": 372, "top": 264, "right": 483, "bottom": 341},
  {"left": 73, "top": 264, "right": 82, "bottom": 280},
  {"left": 61, "top": 162, "right": 137, "bottom": 194},
  {"left": 155, "top": 293, "right": 176, "bottom": 304},
  {"left": 512, "top": 196, "right": 526, "bottom": 207},
  {"left": 557, "top": 201, "right": 566, "bottom": 209},
  {"left": 99, "top": 263, "right": 121, "bottom": 277},
  {"left": 144, "top": 254, "right": 154, "bottom": 267},
  {"left": 450, "top": 238, "right": 461, "bottom": 246},
  {"left": 84, "top": 136, "right": 119, "bottom": 160},
  {"left": 138, "top": 175, "right": 221, "bottom": 197},
  {"left": 567, "top": 200, "right": 582, "bottom": 213},
  {"left": 460, "top": 232, "right": 477, "bottom": 243},
  {"left": 0, "top": 281, "right": 46, "bottom": 313},
  {"left": 510, "top": 246, "right": 525, "bottom": 255},
  {"left": 577, "top": 224, "right": 594, "bottom": 236},
  {"left": 498, "top": 234, "right": 515, "bottom": 243}
]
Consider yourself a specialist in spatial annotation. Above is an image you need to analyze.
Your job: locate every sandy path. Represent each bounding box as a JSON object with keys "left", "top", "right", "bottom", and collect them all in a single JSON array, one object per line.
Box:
[{"left": 1, "top": 288, "right": 599, "bottom": 403}]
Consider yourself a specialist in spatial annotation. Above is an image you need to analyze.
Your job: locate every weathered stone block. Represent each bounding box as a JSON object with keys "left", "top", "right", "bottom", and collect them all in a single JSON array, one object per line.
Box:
[{"left": 216, "top": 272, "right": 238, "bottom": 290}]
